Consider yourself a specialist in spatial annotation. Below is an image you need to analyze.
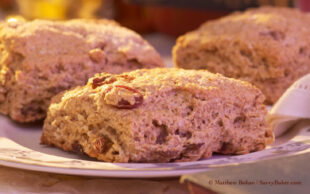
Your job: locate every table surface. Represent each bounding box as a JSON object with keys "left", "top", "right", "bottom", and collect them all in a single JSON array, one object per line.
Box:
[{"left": 0, "top": 166, "right": 189, "bottom": 194}]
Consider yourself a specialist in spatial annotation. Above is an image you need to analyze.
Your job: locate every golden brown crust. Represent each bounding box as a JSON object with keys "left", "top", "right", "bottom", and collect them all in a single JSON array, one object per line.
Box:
[
  {"left": 0, "top": 19, "right": 164, "bottom": 122},
  {"left": 41, "top": 68, "right": 273, "bottom": 163},
  {"left": 173, "top": 6, "right": 310, "bottom": 104}
]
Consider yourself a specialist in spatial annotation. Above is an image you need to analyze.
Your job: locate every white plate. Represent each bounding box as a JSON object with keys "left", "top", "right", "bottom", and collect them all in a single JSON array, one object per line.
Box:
[{"left": 0, "top": 116, "right": 309, "bottom": 178}]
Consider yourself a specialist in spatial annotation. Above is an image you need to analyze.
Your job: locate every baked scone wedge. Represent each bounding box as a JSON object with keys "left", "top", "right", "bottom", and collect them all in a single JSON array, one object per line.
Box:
[
  {"left": 0, "top": 19, "right": 163, "bottom": 122},
  {"left": 41, "top": 68, "right": 273, "bottom": 163},
  {"left": 173, "top": 6, "right": 310, "bottom": 104}
]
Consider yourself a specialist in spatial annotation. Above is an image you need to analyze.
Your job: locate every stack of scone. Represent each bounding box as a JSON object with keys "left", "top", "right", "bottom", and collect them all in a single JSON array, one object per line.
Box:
[{"left": 7, "top": 7, "right": 309, "bottom": 163}]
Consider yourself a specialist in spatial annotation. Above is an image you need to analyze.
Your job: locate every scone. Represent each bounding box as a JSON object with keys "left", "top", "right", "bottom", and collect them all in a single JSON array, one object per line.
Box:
[
  {"left": 0, "top": 19, "right": 163, "bottom": 122},
  {"left": 173, "top": 7, "right": 310, "bottom": 104},
  {"left": 41, "top": 68, "right": 273, "bottom": 163}
]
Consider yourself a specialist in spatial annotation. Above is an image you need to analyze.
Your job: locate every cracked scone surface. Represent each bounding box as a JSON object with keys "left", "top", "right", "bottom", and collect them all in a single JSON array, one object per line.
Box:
[
  {"left": 173, "top": 7, "right": 310, "bottom": 104},
  {"left": 41, "top": 68, "right": 273, "bottom": 163},
  {"left": 0, "top": 19, "right": 163, "bottom": 122}
]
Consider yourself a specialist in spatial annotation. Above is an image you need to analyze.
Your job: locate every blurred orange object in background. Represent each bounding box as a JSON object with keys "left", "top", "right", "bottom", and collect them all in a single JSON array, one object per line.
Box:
[
  {"left": 0, "top": 0, "right": 307, "bottom": 37},
  {"left": 147, "top": 6, "right": 228, "bottom": 36},
  {"left": 114, "top": 0, "right": 153, "bottom": 34},
  {"left": 114, "top": 0, "right": 228, "bottom": 36}
]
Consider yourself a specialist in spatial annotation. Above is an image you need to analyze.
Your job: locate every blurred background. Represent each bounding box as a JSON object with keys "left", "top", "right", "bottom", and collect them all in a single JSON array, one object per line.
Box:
[
  {"left": 0, "top": 0, "right": 309, "bottom": 36},
  {"left": 0, "top": 0, "right": 308, "bottom": 66}
]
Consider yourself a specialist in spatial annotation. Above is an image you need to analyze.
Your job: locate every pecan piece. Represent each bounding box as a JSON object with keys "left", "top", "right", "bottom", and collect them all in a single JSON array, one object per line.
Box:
[
  {"left": 113, "top": 85, "right": 143, "bottom": 109},
  {"left": 103, "top": 85, "right": 144, "bottom": 109},
  {"left": 184, "top": 143, "right": 204, "bottom": 152},
  {"left": 93, "top": 135, "right": 113, "bottom": 154},
  {"left": 92, "top": 76, "right": 117, "bottom": 89},
  {"left": 71, "top": 141, "right": 84, "bottom": 155},
  {"left": 89, "top": 48, "right": 105, "bottom": 63},
  {"left": 119, "top": 74, "right": 135, "bottom": 81}
]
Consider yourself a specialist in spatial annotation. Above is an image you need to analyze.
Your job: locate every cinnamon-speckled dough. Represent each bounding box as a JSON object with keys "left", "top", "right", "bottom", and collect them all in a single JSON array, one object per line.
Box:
[
  {"left": 173, "top": 7, "right": 310, "bottom": 104},
  {"left": 41, "top": 68, "right": 273, "bottom": 163},
  {"left": 0, "top": 19, "right": 163, "bottom": 122}
]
